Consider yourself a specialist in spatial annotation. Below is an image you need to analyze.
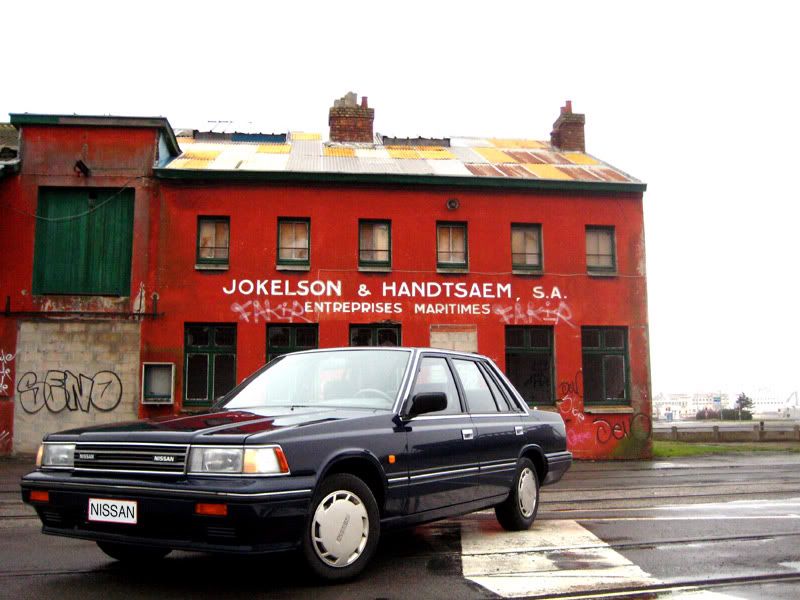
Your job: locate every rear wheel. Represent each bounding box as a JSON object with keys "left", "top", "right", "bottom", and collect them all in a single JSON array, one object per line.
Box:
[
  {"left": 96, "top": 541, "right": 171, "bottom": 562},
  {"left": 302, "top": 473, "right": 380, "bottom": 581},
  {"left": 495, "top": 458, "right": 539, "bottom": 531}
]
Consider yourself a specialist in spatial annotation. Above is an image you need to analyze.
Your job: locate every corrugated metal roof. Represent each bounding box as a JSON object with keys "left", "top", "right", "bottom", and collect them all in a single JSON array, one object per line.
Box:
[{"left": 165, "top": 129, "right": 641, "bottom": 186}]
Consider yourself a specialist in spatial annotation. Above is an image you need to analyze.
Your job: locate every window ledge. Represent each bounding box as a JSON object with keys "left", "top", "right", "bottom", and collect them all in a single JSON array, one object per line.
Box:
[
  {"left": 584, "top": 406, "right": 634, "bottom": 414},
  {"left": 512, "top": 268, "right": 543, "bottom": 276},
  {"left": 358, "top": 266, "right": 392, "bottom": 273},
  {"left": 195, "top": 263, "right": 229, "bottom": 271},
  {"left": 436, "top": 267, "right": 469, "bottom": 275},
  {"left": 276, "top": 264, "right": 311, "bottom": 272},
  {"left": 587, "top": 270, "right": 617, "bottom": 278}
]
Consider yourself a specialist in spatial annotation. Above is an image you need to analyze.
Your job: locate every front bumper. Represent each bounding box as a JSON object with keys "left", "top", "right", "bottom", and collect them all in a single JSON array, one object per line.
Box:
[
  {"left": 20, "top": 470, "right": 314, "bottom": 554},
  {"left": 543, "top": 451, "right": 572, "bottom": 485}
]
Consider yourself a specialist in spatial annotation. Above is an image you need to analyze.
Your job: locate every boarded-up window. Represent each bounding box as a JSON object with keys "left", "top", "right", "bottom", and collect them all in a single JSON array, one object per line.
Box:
[
  {"left": 278, "top": 218, "right": 310, "bottom": 264},
  {"left": 511, "top": 224, "right": 542, "bottom": 270},
  {"left": 33, "top": 188, "right": 134, "bottom": 295},
  {"left": 437, "top": 222, "right": 467, "bottom": 267},
  {"left": 586, "top": 226, "right": 616, "bottom": 272},
  {"left": 359, "top": 220, "right": 391, "bottom": 266},
  {"left": 197, "top": 217, "right": 230, "bottom": 264}
]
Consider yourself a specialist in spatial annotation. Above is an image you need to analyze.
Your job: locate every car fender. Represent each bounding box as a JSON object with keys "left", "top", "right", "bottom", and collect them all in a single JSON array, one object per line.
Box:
[{"left": 315, "top": 448, "right": 388, "bottom": 503}]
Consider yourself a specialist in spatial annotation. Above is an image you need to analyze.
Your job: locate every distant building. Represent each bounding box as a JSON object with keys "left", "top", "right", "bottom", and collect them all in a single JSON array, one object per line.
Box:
[{"left": 654, "top": 392, "right": 728, "bottom": 420}]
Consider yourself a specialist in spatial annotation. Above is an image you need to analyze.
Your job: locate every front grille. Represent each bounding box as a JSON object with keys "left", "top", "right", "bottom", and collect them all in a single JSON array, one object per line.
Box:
[{"left": 74, "top": 443, "right": 188, "bottom": 475}]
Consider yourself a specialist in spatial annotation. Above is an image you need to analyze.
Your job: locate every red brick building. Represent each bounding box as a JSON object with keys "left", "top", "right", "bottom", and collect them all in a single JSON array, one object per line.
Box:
[{"left": 0, "top": 94, "right": 651, "bottom": 459}]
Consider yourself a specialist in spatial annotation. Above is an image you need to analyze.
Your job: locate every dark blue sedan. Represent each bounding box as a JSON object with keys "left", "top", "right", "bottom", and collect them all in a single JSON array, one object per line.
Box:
[{"left": 21, "top": 347, "right": 571, "bottom": 580}]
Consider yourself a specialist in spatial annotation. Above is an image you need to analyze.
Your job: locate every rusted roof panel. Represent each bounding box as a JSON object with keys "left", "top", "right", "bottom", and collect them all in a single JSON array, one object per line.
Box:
[{"left": 165, "top": 130, "right": 641, "bottom": 186}]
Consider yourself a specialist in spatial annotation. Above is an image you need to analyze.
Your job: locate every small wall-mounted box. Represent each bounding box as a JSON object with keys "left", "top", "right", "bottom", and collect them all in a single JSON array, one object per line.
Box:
[{"left": 141, "top": 363, "right": 175, "bottom": 405}]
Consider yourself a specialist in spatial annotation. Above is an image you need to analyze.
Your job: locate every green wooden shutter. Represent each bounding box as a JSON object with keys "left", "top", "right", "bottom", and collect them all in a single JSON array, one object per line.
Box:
[{"left": 33, "top": 188, "right": 134, "bottom": 296}]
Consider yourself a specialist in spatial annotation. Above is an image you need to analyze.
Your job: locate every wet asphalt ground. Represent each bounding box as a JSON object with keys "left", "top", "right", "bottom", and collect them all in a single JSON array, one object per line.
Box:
[{"left": 2, "top": 453, "right": 799, "bottom": 599}]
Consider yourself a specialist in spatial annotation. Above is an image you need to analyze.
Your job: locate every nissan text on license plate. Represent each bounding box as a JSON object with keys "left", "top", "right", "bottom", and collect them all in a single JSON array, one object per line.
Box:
[{"left": 88, "top": 498, "right": 137, "bottom": 524}]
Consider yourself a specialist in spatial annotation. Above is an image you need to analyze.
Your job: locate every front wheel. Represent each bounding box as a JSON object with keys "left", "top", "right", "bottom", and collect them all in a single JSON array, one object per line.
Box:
[
  {"left": 302, "top": 473, "right": 380, "bottom": 581},
  {"left": 495, "top": 458, "right": 539, "bottom": 531},
  {"left": 96, "top": 541, "right": 171, "bottom": 562}
]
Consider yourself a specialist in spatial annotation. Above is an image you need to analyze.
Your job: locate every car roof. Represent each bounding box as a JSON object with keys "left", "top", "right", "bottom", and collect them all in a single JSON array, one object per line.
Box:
[{"left": 283, "top": 346, "right": 490, "bottom": 361}]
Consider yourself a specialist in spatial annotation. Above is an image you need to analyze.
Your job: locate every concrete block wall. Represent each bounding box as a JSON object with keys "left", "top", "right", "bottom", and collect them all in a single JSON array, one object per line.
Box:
[{"left": 12, "top": 321, "right": 140, "bottom": 453}]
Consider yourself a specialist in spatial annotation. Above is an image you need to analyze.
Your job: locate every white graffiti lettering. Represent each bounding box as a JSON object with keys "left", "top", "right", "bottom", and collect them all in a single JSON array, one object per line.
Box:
[
  {"left": 492, "top": 300, "right": 576, "bottom": 328},
  {"left": 0, "top": 350, "right": 14, "bottom": 396},
  {"left": 231, "top": 300, "right": 311, "bottom": 324}
]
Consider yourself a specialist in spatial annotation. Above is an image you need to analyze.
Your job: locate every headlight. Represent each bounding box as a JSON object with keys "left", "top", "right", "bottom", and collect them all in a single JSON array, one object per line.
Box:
[
  {"left": 40, "top": 443, "right": 75, "bottom": 468},
  {"left": 188, "top": 447, "right": 243, "bottom": 474},
  {"left": 188, "top": 446, "right": 289, "bottom": 475}
]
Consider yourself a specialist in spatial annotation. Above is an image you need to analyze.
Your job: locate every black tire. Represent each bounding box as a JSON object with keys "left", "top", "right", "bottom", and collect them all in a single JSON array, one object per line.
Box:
[
  {"left": 302, "top": 473, "right": 380, "bottom": 581},
  {"left": 495, "top": 458, "right": 539, "bottom": 531},
  {"left": 96, "top": 541, "right": 171, "bottom": 562}
]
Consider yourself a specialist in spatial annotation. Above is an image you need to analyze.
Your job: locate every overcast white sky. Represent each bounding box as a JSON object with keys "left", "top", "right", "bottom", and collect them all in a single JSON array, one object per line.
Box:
[{"left": 4, "top": 1, "right": 798, "bottom": 400}]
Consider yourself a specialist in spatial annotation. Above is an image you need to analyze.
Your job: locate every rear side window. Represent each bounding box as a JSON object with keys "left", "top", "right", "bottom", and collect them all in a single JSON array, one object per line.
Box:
[
  {"left": 453, "top": 359, "right": 498, "bottom": 413},
  {"left": 479, "top": 363, "right": 512, "bottom": 412},
  {"left": 411, "top": 357, "right": 462, "bottom": 414}
]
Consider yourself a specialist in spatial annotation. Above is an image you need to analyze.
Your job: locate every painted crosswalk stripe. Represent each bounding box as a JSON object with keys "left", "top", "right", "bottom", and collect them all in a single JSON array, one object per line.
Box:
[{"left": 461, "top": 519, "right": 657, "bottom": 598}]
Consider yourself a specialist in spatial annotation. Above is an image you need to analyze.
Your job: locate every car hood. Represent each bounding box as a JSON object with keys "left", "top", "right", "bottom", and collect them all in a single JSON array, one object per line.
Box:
[{"left": 48, "top": 406, "right": 388, "bottom": 445}]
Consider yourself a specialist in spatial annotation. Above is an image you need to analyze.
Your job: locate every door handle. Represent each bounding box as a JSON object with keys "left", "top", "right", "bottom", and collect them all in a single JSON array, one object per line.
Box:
[
  {"left": 462, "top": 429, "right": 474, "bottom": 440},
  {"left": 515, "top": 425, "right": 524, "bottom": 436}
]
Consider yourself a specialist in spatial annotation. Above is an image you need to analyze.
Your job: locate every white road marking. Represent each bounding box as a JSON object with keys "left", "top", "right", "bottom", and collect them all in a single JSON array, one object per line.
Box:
[{"left": 461, "top": 519, "right": 658, "bottom": 598}]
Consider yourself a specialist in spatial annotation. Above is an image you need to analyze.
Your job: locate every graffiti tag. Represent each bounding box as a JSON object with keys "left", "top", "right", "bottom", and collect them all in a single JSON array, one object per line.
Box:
[
  {"left": 492, "top": 300, "right": 576, "bottom": 328},
  {"left": 17, "top": 370, "right": 123, "bottom": 414},
  {"left": 0, "top": 350, "right": 14, "bottom": 395},
  {"left": 231, "top": 300, "right": 311, "bottom": 324}
]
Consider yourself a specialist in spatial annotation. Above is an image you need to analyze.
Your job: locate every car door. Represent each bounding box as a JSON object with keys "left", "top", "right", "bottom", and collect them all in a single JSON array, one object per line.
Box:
[
  {"left": 451, "top": 358, "right": 523, "bottom": 500},
  {"left": 403, "top": 354, "right": 479, "bottom": 514}
]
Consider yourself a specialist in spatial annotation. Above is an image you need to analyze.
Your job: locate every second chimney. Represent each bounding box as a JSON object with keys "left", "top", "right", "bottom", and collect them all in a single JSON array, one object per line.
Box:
[
  {"left": 329, "top": 92, "right": 375, "bottom": 143},
  {"left": 550, "top": 100, "right": 586, "bottom": 152}
]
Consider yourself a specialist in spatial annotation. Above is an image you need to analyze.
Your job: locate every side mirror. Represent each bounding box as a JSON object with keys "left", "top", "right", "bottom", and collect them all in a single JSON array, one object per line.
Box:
[{"left": 406, "top": 392, "right": 447, "bottom": 418}]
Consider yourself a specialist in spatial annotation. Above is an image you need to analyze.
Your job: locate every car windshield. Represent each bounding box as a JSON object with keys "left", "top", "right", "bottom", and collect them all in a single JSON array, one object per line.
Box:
[{"left": 222, "top": 349, "right": 412, "bottom": 411}]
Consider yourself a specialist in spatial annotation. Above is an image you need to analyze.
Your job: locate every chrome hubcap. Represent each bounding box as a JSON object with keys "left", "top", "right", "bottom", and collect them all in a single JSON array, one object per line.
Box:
[
  {"left": 311, "top": 490, "right": 369, "bottom": 567},
  {"left": 518, "top": 468, "right": 536, "bottom": 518}
]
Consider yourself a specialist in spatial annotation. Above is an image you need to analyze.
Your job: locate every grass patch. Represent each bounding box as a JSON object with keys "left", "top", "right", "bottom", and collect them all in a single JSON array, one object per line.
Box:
[{"left": 654, "top": 440, "right": 800, "bottom": 458}]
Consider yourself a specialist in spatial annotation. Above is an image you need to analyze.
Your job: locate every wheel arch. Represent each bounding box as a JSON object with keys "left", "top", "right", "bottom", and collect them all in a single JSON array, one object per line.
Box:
[
  {"left": 518, "top": 444, "right": 547, "bottom": 484},
  {"left": 317, "top": 450, "right": 387, "bottom": 515}
]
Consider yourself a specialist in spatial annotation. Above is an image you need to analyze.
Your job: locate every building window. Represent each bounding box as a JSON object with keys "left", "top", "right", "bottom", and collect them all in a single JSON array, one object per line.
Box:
[
  {"left": 196, "top": 216, "right": 230, "bottom": 266},
  {"left": 437, "top": 222, "right": 467, "bottom": 268},
  {"left": 505, "top": 326, "right": 554, "bottom": 406},
  {"left": 33, "top": 187, "right": 134, "bottom": 295},
  {"left": 582, "top": 326, "right": 629, "bottom": 405},
  {"left": 184, "top": 324, "right": 237, "bottom": 407},
  {"left": 278, "top": 218, "right": 310, "bottom": 265},
  {"left": 586, "top": 226, "right": 616, "bottom": 273},
  {"left": 350, "top": 324, "right": 401, "bottom": 347},
  {"left": 511, "top": 223, "right": 542, "bottom": 271},
  {"left": 267, "top": 324, "right": 319, "bottom": 362},
  {"left": 359, "top": 220, "right": 391, "bottom": 267}
]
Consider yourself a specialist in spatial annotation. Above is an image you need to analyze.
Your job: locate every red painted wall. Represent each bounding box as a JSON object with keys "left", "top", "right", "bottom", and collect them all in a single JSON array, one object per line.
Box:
[{"left": 141, "top": 182, "right": 651, "bottom": 458}]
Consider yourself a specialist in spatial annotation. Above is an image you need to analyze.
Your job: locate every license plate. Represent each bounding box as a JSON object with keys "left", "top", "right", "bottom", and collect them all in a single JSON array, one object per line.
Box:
[{"left": 88, "top": 498, "right": 138, "bottom": 524}]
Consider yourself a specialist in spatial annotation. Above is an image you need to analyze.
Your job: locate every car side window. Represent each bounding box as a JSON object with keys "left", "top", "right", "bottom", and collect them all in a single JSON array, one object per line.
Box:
[
  {"left": 479, "top": 362, "right": 512, "bottom": 412},
  {"left": 411, "top": 357, "right": 462, "bottom": 414},
  {"left": 453, "top": 359, "right": 499, "bottom": 414}
]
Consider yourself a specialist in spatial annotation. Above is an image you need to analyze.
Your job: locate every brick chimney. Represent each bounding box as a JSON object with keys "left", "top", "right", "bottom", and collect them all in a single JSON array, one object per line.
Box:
[
  {"left": 328, "top": 92, "right": 374, "bottom": 143},
  {"left": 550, "top": 100, "right": 585, "bottom": 152}
]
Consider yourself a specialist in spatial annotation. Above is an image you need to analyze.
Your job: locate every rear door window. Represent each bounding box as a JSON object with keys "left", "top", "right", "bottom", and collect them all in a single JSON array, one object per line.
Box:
[{"left": 453, "top": 359, "right": 499, "bottom": 414}]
